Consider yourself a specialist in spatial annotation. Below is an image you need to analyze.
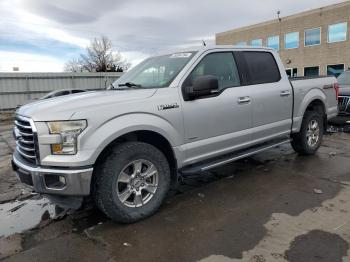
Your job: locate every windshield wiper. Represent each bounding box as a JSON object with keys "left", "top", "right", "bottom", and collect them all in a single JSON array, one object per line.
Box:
[{"left": 118, "top": 82, "right": 142, "bottom": 88}]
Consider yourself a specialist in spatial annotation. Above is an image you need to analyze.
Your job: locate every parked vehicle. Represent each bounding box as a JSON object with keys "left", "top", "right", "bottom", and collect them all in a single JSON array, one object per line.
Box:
[
  {"left": 16, "top": 89, "right": 88, "bottom": 109},
  {"left": 12, "top": 46, "right": 338, "bottom": 223},
  {"left": 338, "top": 71, "right": 350, "bottom": 115},
  {"left": 40, "top": 89, "right": 87, "bottom": 99}
]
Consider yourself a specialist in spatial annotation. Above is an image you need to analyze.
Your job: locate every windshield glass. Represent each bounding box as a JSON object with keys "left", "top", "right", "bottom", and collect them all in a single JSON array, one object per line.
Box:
[
  {"left": 337, "top": 71, "right": 350, "bottom": 85},
  {"left": 113, "top": 52, "right": 196, "bottom": 89}
]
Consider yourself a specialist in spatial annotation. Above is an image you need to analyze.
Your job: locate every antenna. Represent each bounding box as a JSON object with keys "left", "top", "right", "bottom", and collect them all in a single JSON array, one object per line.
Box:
[{"left": 202, "top": 40, "right": 206, "bottom": 46}]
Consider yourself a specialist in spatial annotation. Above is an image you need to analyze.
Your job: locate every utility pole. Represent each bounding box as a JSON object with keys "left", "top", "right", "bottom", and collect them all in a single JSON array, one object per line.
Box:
[{"left": 277, "top": 10, "right": 281, "bottom": 22}]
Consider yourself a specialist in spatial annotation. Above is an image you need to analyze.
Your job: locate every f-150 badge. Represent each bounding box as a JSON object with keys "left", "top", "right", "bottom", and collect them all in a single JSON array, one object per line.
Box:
[{"left": 157, "top": 103, "right": 180, "bottom": 111}]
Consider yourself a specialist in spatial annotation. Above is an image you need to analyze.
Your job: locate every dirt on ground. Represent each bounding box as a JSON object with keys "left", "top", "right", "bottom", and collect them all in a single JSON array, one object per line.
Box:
[{"left": 1, "top": 119, "right": 350, "bottom": 262}]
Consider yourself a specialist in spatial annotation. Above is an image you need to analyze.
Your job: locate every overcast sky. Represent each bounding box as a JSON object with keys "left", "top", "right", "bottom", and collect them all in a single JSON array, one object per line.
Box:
[{"left": 0, "top": 0, "right": 346, "bottom": 72}]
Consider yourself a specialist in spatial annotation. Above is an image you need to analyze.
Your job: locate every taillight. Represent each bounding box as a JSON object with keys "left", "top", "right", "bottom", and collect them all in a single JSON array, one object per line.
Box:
[{"left": 334, "top": 83, "right": 339, "bottom": 101}]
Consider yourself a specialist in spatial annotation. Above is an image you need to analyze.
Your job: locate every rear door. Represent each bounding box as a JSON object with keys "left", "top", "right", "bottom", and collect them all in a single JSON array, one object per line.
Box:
[{"left": 236, "top": 51, "right": 293, "bottom": 142}]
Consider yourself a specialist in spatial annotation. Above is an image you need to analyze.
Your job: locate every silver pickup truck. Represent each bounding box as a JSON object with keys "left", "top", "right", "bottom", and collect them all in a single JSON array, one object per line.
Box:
[{"left": 12, "top": 46, "right": 338, "bottom": 223}]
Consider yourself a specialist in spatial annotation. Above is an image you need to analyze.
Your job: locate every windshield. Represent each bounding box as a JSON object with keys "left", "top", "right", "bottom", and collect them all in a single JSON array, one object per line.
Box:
[
  {"left": 113, "top": 52, "right": 196, "bottom": 89},
  {"left": 337, "top": 71, "right": 350, "bottom": 85}
]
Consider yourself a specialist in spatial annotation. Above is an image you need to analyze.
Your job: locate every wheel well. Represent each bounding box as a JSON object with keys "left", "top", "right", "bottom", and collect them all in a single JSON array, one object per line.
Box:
[
  {"left": 94, "top": 130, "right": 178, "bottom": 188},
  {"left": 305, "top": 99, "right": 327, "bottom": 130}
]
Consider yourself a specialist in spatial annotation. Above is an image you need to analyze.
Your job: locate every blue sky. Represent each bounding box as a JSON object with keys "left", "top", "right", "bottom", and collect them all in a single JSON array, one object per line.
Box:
[
  {"left": 0, "top": 0, "right": 346, "bottom": 72},
  {"left": 0, "top": 37, "right": 83, "bottom": 59}
]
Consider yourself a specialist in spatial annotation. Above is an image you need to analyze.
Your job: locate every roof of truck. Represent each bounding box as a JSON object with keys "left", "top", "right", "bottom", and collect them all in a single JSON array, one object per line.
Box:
[
  {"left": 153, "top": 45, "right": 276, "bottom": 58},
  {"left": 177, "top": 45, "right": 275, "bottom": 53}
]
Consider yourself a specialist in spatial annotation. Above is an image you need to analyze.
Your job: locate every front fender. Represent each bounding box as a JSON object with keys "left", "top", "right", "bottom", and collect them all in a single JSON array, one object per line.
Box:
[{"left": 82, "top": 113, "right": 184, "bottom": 164}]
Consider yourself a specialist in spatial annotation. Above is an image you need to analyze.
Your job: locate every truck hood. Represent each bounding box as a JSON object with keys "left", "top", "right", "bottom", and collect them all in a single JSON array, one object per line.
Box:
[
  {"left": 17, "top": 89, "right": 157, "bottom": 121},
  {"left": 339, "top": 86, "right": 350, "bottom": 96}
]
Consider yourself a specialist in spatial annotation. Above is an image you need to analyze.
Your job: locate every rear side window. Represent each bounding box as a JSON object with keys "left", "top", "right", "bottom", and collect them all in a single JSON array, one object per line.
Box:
[
  {"left": 72, "top": 89, "right": 85, "bottom": 94},
  {"left": 186, "top": 52, "right": 241, "bottom": 91},
  {"left": 242, "top": 51, "right": 281, "bottom": 85}
]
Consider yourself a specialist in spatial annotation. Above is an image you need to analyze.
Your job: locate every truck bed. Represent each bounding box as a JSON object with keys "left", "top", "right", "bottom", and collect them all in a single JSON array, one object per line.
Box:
[{"left": 290, "top": 75, "right": 338, "bottom": 132}]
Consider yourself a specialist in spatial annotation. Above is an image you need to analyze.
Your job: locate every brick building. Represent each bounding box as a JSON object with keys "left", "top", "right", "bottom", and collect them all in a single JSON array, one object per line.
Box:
[{"left": 216, "top": 1, "right": 350, "bottom": 77}]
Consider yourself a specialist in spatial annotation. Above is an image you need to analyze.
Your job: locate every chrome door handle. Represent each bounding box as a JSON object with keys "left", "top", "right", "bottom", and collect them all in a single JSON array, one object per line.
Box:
[
  {"left": 280, "top": 90, "right": 291, "bottom": 97},
  {"left": 238, "top": 96, "right": 251, "bottom": 104}
]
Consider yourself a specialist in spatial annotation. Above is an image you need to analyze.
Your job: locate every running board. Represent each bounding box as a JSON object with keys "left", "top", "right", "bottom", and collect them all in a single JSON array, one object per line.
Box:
[{"left": 180, "top": 139, "right": 291, "bottom": 175}]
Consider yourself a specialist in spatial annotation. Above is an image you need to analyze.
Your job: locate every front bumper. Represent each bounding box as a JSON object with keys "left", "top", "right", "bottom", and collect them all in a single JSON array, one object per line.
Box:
[{"left": 12, "top": 152, "right": 93, "bottom": 196}]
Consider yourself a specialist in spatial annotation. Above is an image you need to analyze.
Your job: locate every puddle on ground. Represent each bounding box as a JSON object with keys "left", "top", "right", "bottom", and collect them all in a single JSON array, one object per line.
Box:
[
  {"left": 0, "top": 195, "right": 66, "bottom": 238},
  {"left": 328, "top": 125, "right": 350, "bottom": 133}
]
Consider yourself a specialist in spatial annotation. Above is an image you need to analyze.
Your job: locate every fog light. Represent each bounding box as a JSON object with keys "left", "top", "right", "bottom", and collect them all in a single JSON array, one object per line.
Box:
[
  {"left": 59, "top": 176, "right": 66, "bottom": 185},
  {"left": 44, "top": 175, "right": 66, "bottom": 189}
]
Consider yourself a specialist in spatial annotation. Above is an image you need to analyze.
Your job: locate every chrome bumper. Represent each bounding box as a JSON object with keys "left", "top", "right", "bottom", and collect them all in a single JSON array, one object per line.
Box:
[{"left": 12, "top": 153, "right": 93, "bottom": 196}]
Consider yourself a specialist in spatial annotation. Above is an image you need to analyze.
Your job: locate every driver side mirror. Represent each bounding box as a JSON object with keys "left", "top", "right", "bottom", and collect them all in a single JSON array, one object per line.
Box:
[{"left": 184, "top": 75, "right": 219, "bottom": 100}]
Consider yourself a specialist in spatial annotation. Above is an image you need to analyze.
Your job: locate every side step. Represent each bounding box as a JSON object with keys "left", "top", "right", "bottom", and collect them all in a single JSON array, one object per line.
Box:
[{"left": 180, "top": 138, "right": 291, "bottom": 175}]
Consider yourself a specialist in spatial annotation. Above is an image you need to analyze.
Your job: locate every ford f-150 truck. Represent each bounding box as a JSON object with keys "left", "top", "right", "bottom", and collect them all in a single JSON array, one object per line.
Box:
[{"left": 12, "top": 46, "right": 339, "bottom": 223}]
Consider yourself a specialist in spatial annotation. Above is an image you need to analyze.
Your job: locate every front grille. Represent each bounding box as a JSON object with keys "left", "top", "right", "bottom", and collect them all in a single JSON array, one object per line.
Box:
[
  {"left": 14, "top": 115, "right": 38, "bottom": 164},
  {"left": 338, "top": 96, "right": 350, "bottom": 114}
]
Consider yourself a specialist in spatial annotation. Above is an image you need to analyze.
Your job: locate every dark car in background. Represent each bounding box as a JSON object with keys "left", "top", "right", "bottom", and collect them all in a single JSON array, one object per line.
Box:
[
  {"left": 16, "top": 89, "right": 88, "bottom": 110},
  {"left": 339, "top": 90, "right": 350, "bottom": 116},
  {"left": 329, "top": 71, "right": 350, "bottom": 131},
  {"left": 40, "top": 89, "right": 87, "bottom": 100},
  {"left": 338, "top": 71, "right": 350, "bottom": 115}
]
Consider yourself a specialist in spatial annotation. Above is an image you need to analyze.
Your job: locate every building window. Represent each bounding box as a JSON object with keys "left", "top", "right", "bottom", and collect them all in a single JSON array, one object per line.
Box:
[
  {"left": 327, "top": 64, "right": 345, "bottom": 77},
  {"left": 267, "top": 36, "right": 279, "bottom": 50},
  {"left": 251, "top": 39, "right": 263, "bottom": 47},
  {"left": 286, "top": 68, "right": 298, "bottom": 78},
  {"left": 304, "top": 66, "right": 319, "bottom": 76},
  {"left": 305, "top": 28, "right": 321, "bottom": 46},
  {"left": 285, "top": 32, "right": 299, "bottom": 49},
  {"left": 237, "top": 41, "right": 248, "bottom": 46},
  {"left": 328, "top": 22, "right": 347, "bottom": 43}
]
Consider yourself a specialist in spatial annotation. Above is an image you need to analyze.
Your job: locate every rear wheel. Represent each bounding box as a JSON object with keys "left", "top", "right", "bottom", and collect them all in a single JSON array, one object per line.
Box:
[
  {"left": 93, "top": 142, "right": 170, "bottom": 223},
  {"left": 291, "top": 110, "right": 324, "bottom": 155}
]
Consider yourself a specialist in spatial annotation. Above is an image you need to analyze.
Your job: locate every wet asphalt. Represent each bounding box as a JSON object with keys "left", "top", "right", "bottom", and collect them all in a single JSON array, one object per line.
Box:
[{"left": 1, "top": 119, "right": 350, "bottom": 262}]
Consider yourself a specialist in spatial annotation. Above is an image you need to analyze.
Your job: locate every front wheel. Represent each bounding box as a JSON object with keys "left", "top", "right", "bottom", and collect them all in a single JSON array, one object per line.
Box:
[
  {"left": 291, "top": 110, "right": 324, "bottom": 155},
  {"left": 93, "top": 142, "right": 171, "bottom": 223}
]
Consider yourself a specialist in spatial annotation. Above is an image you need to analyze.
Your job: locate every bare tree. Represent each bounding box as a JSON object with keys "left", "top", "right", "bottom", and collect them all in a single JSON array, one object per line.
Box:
[
  {"left": 63, "top": 58, "right": 83, "bottom": 72},
  {"left": 64, "top": 36, "right": 130, "bottom": 72}
]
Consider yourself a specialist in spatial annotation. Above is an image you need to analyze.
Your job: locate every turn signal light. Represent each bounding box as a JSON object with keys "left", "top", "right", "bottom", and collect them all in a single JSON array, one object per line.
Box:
[
  {"left": 51, "top": 144, "right": 63, "bottom": 154},
  {"left": 334, "top": 83, "right": 339, "bottom": 101}
]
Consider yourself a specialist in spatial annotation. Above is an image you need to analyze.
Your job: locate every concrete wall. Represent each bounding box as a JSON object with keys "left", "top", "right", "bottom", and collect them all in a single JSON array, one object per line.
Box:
[
  {"left": 0, "top": 72, "right": 122, "bottom": 110},
  {"left": 216, "top": 1, "right": 350, "bottom": 76}
]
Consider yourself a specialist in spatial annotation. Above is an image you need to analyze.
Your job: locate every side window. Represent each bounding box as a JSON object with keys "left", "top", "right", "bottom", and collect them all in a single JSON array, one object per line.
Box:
[
  {"left": 72, "top": 89, "right": 85, "bottom": 94},
  {"left": 242, "top": 51, "right": 281, "bottom": 85},
  {"left": 186, "top": 52, "right": 241, "bottom": 90}
]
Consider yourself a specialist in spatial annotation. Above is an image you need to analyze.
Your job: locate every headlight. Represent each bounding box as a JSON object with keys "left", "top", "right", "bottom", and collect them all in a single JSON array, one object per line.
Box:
[{"left": 47, "top": 120, "right": 87, "bottom": 155}]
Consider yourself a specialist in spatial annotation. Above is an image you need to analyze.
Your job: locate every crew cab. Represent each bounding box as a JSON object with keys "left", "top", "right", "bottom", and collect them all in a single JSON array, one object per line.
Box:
[{"left": 12, "top": 46, "right": 338, "bottom": 223}]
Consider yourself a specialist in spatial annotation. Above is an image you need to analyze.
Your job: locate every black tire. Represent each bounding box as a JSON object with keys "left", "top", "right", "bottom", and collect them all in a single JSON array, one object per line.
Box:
[
  {"left": 291, "top": 110, "right": 324, "bottom": 155},
  {"left": 93, "top": 142, "right": 170, "bottom": 223}
]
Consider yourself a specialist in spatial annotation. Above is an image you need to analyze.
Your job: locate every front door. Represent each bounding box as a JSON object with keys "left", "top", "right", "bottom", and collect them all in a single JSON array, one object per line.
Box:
[{"left": 179, "top": 51, "right": 252, "bottom": 165}]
